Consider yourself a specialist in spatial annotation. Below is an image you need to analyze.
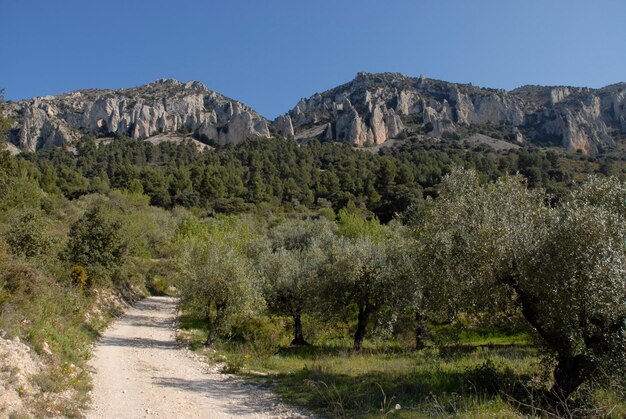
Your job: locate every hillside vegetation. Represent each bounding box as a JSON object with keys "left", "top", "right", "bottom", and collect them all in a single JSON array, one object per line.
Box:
[
  {"left": 0, "top": 114, "right": 624, "bottom": 416},
  {"left": 173, "top": 171, "right": 624, "bottom": 417},
  {"left": 0, "top": 135, "right": 182, "bottom": 414}
]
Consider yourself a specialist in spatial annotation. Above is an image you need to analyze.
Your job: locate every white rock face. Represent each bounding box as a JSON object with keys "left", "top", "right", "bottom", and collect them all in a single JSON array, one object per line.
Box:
[
  {"left": 273, "top": 114, "right": 294, "bottom": 137},
  {"left": 0, "top": 335, "right": 43, "bottom": 416},
  {"left": 6, "top": 74, "right": 625, "bottom": 155},
  {"left": 7, "top": 79, "right": 270, "bottom": 151},
  {"left": 275, "top": 72, "right": 626, "bottom": 154}
]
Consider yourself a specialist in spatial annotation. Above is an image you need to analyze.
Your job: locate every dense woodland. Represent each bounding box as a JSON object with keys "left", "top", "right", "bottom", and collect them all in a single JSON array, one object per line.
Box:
[
  {"left": 18, "top": 134, "right": 626, "bottom": 220},
  {"left": 1, "top": 119, "right": 625, "bottom": 416}
]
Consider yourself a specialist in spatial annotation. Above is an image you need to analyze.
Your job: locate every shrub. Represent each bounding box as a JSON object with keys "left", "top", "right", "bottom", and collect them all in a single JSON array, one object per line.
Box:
[
  {"left": 318, "top": 207, "right": 336, "bottom": 221},
  {"left": 229, "top": 316, "right": 288, "bottom": 356},
  {"left": 62, "top": 204, "right": 128, "bottom": 285},
  {"left": 147, "top": 276, "right": 171, "bottom": 296},
  {"left": 464, "top": 359, "right": 515, "bottom": 395},
  {"left": 70, "top": 265, "right": 88, "bottom": 288},
  {"left": 6, "top": 210, "right": 54, "bottom": 258},
  {"left": 221, "top": 354, "right": 245, "bottom": 374}
]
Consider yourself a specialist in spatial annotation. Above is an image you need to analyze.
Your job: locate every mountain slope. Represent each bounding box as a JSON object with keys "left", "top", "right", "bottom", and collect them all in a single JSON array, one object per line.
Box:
[
  {"left": 5, "top": 74, "right": 626, "bottom": 154},
  {"left": 274, "top": 72, "right": 626, "bottom": 154},
  {"left": 6, "top": 79, "right": 270, "bottom": 151}
]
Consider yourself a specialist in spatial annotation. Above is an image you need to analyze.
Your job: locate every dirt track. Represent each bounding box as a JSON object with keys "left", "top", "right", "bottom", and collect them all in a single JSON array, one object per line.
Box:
[{"left": 87, "top": 296, "right": 304, "bottom": 418}]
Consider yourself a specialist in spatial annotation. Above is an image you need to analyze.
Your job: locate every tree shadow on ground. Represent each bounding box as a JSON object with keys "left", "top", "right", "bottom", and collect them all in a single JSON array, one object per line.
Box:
[
  {"left": 248, "top": 355, "right": 536, "bottom": 418},
  {"left": 274, "top": 343, "right": 419, "bottom": 360},
  {"left": 258, "top": 368, "right": 528, "bottom": 416},
  {"left": 152, "top": 375, "right": 281, "bottom": 417}
]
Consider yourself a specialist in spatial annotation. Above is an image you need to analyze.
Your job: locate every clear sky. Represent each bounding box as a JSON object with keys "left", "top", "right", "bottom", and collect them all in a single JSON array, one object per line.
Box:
[{"left": 1, "top": 0, "right": 625, "bottom": 118}]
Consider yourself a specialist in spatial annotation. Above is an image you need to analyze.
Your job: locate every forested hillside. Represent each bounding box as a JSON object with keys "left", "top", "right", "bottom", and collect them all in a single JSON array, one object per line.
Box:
[
  {"left": 16, "top": 134, "right": 626, "bottom": 221},
  {"left": 1, "top": 108, "right": 625, "bottom": 416}
]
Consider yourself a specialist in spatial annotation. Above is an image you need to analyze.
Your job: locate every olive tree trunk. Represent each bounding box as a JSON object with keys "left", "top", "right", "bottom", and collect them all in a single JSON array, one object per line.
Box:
[
  {"left": 204, "top": 301, "right": 227, "bottom": 347},
  {"left": 414, "top": 310, "right": 426, "bottom": 350},
  {"left": 353, "top": 304, "right": 371, "bottom": 351},
  {"left": 291, "top": 308, "right": 309, "bottom": 346},
  {"left": 509, "top": 278, "right": 592, "bottom": 405}
]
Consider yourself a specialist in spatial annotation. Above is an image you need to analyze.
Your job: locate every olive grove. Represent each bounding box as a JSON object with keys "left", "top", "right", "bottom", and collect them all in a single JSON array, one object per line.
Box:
[
  {"left": 417, "top": 170, "right": 625, "bottom": 403},
  {"left": 173, "top": 169, "right": 625, "bottom": 408}
]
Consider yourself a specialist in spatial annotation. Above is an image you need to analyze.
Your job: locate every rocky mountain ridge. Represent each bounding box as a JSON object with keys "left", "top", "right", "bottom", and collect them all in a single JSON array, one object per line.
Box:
[
  {"left": 6, "top": 79, "right": 270, "bottom": 151},
  {"left": 276, "top": 72, "right": 626, "bottom": 154},
  {"left": 5, "top": 73, "right": 626, "bottom": 154}
]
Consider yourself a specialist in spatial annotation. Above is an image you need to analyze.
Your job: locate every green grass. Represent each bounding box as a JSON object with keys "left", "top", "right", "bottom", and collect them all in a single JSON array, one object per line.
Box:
[
  {"left": 179, "top": 316, "right": 625, "bottom": 418},
  {"left": 177, "top": 316, "right": 547, "bottom": 418},
  {"left": 246, "top": 346, "right": 535, "bottom": 418}
]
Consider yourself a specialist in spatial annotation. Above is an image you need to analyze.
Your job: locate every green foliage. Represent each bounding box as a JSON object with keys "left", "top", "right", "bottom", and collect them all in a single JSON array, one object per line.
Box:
[
  {"left": 318, "top": 206, "right": 336, "bottom": 221},
  {"left": 318, "top": 231, "right": 415, "bottom": 350},
  {"left": 176, "top": 216, "right": 264, "bottom": 346},
  {"left": 259, "top": 218, "right": 333, "bottom": 344},
  {"left": 0, "top": 244, "right": 94, "bottom": 414},
  {"left": 127, "top": 178, "right": 144, "bottom": 195},
  {"left": 0, "top": 150, "right": 183, "bottom": 415},
  {"left": 70, "top": 265, "right": 88, "bottom": 288},
  {"left": 336, "top": 207, "right": 385, "bottom": 242},
  {"left": 228, "top": 316, "right": 289, "bottom": 355},
  {"left": 414, "top": 169, "right": 626, "bottom": 401},
  {"left": 221, "top": 354, "right": 245, "bottom": 374},
  {"left": 0, "top": 163, "right": 44, "bottom": 214},
  {"left": 5, "top": 210, "right": 54, "bottom": 258},
  {"left": 520, "top": 176, "right": 626, "bottom": 391},
  {"left": 147, "top": 276, "right": 171, "bottom": 295},
  {"left": 106, "top": 189, "right": 177, "bottom": 259},
  {"left": 0, "top": 127, "right": 624, "bottom": 415},
  {"left": 15, "top": 134, "right": 622, "bottom": 223},
  {"left": 62, "top": 204, "right": 128, "bottom": 285}
]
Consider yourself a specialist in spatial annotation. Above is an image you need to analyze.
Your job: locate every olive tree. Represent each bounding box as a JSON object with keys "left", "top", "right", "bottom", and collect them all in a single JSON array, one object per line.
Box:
[
  {"left": 517, "top": 176, "right": 626, "bottom": 401},
  {"left": 417, "top": 169, "right": 625, "bottom": 403},
  {"left": 320, "top": 212, "right": 415, "bottom": 351},
  {"left": 387, "top": 224, "right": 434, "bottom": 350},
  {"left": 321, "top": 236, "right": 386, "bottom": 350},
  {"left": 176, "top": 216, "right": 263, "bottom": 346},
  {"left": 259, "top": 218, "right": 332, "bottom": 345}
]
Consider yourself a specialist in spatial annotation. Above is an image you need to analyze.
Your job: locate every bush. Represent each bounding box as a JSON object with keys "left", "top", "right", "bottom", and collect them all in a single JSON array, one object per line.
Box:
[
  {"left": 229, "top": 316, "right": 288, "bottom": 356},
  {"left": 221, "top": 354, "right": 245, "bottom": 374},
  {"left": 62, "top": 204, "right": 128, "bottom": 284},
  {"left": 147, "top": 276, "right": 171, "bottom": 296},
  {"left": 464, "top": 359, "right": 515, "bottom": 395},
  {"left": 5, "top": 210, "right": 54, "bottom": 258},
  {"left": 70, "top": 265, "right": 88, "bottom": 288}
]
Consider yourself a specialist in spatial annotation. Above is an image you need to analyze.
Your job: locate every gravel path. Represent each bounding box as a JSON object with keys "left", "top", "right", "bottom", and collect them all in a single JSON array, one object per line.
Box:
[{"left": 87, "top": 296, "right": 305, "bottom": 418}]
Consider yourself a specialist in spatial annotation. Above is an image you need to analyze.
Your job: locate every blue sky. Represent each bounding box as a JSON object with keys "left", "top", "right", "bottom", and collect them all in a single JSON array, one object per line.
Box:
[{"left": 1, "top": 0, "right": 625, "bottom": 118}]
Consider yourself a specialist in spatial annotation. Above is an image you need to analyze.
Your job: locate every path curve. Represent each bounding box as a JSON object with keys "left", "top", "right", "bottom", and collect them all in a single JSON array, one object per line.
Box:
[{"left": 88, "top": 296, "right": 304, "bottom": 418}]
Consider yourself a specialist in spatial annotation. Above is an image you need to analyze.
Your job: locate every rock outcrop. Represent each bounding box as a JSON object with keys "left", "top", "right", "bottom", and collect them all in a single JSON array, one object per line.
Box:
[
  {"left": 6, "top": 74, "right": 625, "bottom": 154},
  {"left": 7, "top": 79, "right": 270, "bottom": 151},
  {"left": 0, "top": 334, "right": 43, "bottom": 416},
  {"left": 276, "top": 72, "right": 626, "bottom": 154}
]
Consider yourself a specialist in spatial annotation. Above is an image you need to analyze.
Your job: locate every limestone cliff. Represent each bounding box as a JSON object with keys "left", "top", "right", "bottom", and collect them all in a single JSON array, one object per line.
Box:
[
  {"left": 6, "top": 74, "right": 625, "bottom": 154},
  {"left": 6, "top": 79, "right": 270, "bottom": 151},
  {"left": 276, "top": 72, "right": 626, "bottom": 154}
]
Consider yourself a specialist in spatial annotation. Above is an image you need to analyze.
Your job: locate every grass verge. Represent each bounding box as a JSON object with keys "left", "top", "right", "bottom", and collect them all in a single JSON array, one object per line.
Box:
[{"left": 177, "top": 315, "right": 542, "bottom": 417}]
